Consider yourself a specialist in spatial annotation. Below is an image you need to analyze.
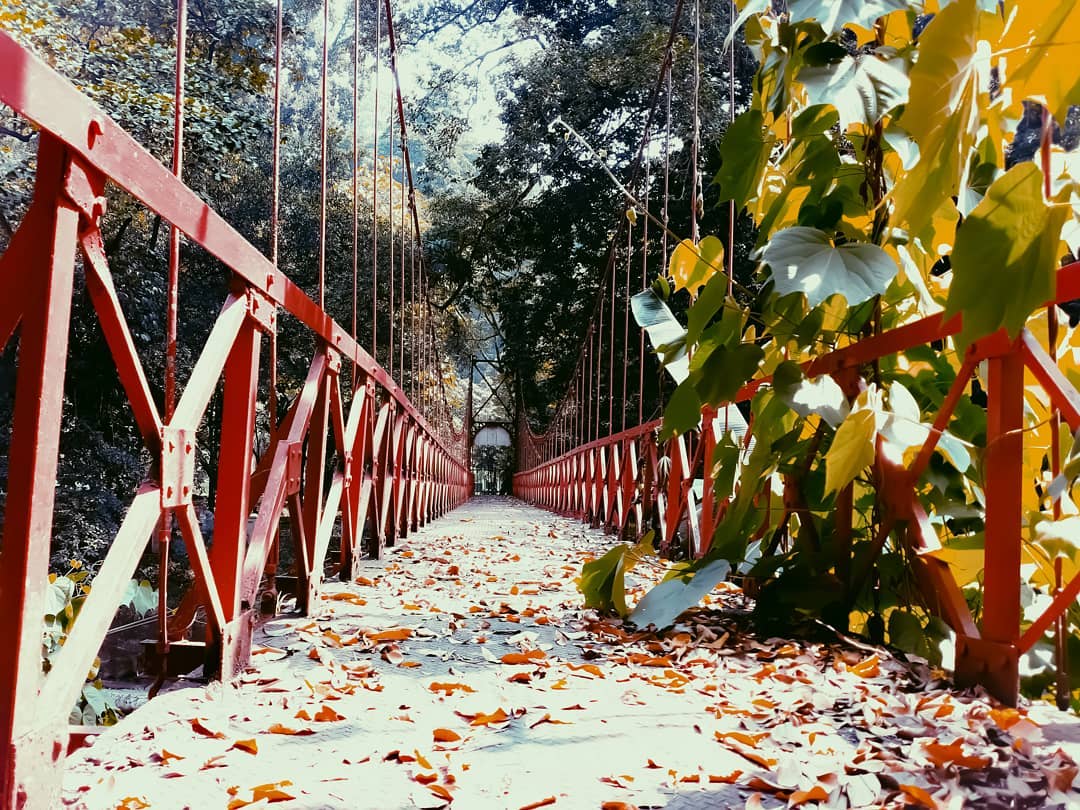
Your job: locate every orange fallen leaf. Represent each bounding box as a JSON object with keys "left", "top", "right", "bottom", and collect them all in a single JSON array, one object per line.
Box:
[
  {"left": 990, "top": 707, "right": 1023, "bottom": 731},
  {"left": 230, "top": 739, "right": 258, "bottom": 755},
  {"left": 190, "top": 718, "right": 226, "bottom": 739},
  {"left": 116, "top": 799, "right": 151, "bottom": 810},
  {"left": 294, "top": 709, "right": 312, "bottom": 721},
  {"left": 600, "top": 803, "right": 636, "bottom": 810},
  {"left": 709, "top": 771, "right": 742, "bottom": 784},
  {"left": 157, "top": 749, "right": 184, "bottom": 765},
  {"left": 434, "top": 728, "right": 462, "bottom": 742},
  {"left": 714, "top": 730, "right": 767, "bottom": 747},
  {"left": 201, "top": 755, "right": 227, "bottom": 770},
  {"left": 528, "top": 713, "right": 571, "bottom": 729},
  {"left": 324, "top": 592, "right": 367, "bottom": 605},
  {"left": 790, "top": 785, "right": 828, "bottom": 805},
  {"left": 267, "top": 723, "right": 314, "bottom": 736},
  {"left": 399, "top": 660, "right": 422, "bottom": 668},
  {"left": 566, "top": 662, "right": 604, "bottom": 678},
  {"left": 429, "top": 682, "right": 476, "bottom": 696},
  {"left": 519, "top": 798, "right": 556, "bottom": 810},
  {"left": 550, "top": 678, "right": 568, "bottom": 690},
  {"left": 923, "top": 739, "right": 990, "bottom": 770},
  {"left": 898, "top": 784, "right": 937, "bottom": 809},
  {"left": 427, "top": 783, "right": 454, "bottom": 802},
  {"left": 227, "top": 781, "right": 296, "bottom": 809},
  {"left": 367, "top": 627, "right": 413, "bottom": 642},
  {"left": 314, "top": 704, "right": 346, "bottom": 722},
  {"left": 500, "top": 649, "right": 547, "bottom": 665},
  {"left": 355, "top": 576, "right": 375, "bottom": 586},
  {"left": 508, "top": 671, "right": 532, "bottom": 684},
  {"left": 846, "top": 654, "right": 880, "bottom": 678},
  {"left": 416, "top": 773, "right": 439, "bottom": 785},
  {"left": 468, "top": 708, "right": 510, "bottom": 726}
]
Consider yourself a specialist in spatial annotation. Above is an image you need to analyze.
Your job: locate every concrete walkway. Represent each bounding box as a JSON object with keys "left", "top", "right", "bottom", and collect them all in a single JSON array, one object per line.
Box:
[{"left": 64, "top": 497, "right": 1080, "bottom": 809}]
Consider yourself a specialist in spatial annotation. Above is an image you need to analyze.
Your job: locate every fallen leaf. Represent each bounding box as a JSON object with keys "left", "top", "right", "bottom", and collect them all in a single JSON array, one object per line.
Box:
[
  {"left": 923, "top": 739, "right": 991, "bottom": 770},
  {"left": 434, "top": 728, "right": 462, "bottom": 742},
  {"left": 429, "top": 682, "right": 476, "bottom": 696},
  {"left": 267, "top": 723, "right": 314, "bottom": 736},
  {"left": 157, "top": 749, "right": 184, "bottom": 765},
  {"left": 416, "top": 773, "right": 439, "bottom": 785},
  {"left": 230, "top": 739, "right": 258, "bottom": 755},
  {"left": 790, "top": 785, "right": 828, "bottom": 805},
  {"left": 500, "top": 649, "right": 547, "bottom": 665},
  {"left": 314, "top": 704, "right": 346, "bottom": 722},
  {"left": 367, "top": 627, "right": 413, "bottom": 642},
  {"left": 846, "top": 655, "right": 880, "bottom": 678},
  {"left": 508, "top": 672, "right": 532, "bottom": 684},
  {"left": 519, "top": 798, "right": 556, "bottom": 810},
  {"left": 468, "top": 708, "right": 510, "bottom": 726},
  {"left": 227, "top": 781, "right": 296, "bottom": 809},
  {"left": 428, "top": 783, "right": 454, "bottom": 802},
  {"left": 116, "top": 798, "right": 150, "bottom": 809},
  {"left": 528, "top": 713, "right": 572, "bottom": 729},
  {"left": 190, "top": 718, "right": 226, "bottom": 739},
  {"left": 898, "top": 784, "right": 937, "bottom": 809}
]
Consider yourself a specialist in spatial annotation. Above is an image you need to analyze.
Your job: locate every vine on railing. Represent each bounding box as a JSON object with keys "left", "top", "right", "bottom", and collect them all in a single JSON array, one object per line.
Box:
[{"left": 519, "top": 0, "right": 1080, "bottom": 706}]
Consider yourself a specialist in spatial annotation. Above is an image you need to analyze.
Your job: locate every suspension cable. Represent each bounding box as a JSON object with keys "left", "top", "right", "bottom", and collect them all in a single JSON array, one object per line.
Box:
[
  {"left": 319, "top": 0, "right": 329, "bottom": 308},
  {"left": 372, "top": 0, "right": 381, "bottom": 359}
]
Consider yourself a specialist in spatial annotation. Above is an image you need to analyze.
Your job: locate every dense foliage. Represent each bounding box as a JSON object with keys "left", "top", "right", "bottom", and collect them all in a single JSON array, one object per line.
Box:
[{"left": 581, "top": 0, "right": 1080, "bottom": 704}]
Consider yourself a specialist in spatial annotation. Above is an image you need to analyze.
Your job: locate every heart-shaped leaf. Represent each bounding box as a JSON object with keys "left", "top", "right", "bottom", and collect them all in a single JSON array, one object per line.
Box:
[{"left": 760, "top": 227, "right": 898, "bottom": 308}]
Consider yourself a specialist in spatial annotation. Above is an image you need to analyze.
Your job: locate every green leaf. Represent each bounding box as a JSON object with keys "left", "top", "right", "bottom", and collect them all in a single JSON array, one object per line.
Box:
[
  {"left": 686, "top": 273, "right": 735, "bottom": 346},
  {"left": 669, "top": 236, "right": 726, "bottom": 296},
  {"left": 889, "top": 0, "right": 984, "bottom": 239},
  {"left": 631, "top": 290, "right": 688, "bottom": 383},
  {"left": 791, "top": 104, "right": 840, "bottom": 139},
  {"left": 788, "top": 0, "right": 911, "bottom": 35},
  {"left": 578, "top": 533, "right": 656, "bottom": 617},
  {"left": 692, "top": 344, "right": 765, "bottom": 406},
  {"left": 628, "top": 558, "right": 731, "bottom": 630},
  {"left": 799, "top": 54, "right": 910, "bottom": 130},
  {"left": 772, "top": 360, "right": 849, "bottom": 428},
  {"left": 825, "top": 408, "right": 877, "bottom": 494},
  {"left": 660, "top": 381, "right": 703, "bottom": 440},
  {"left": 888, "top": 610, "right": 945, "bottom": 666},
  {"left": 944, "top": 163, "right": 1070, "bottom": 351},
  {"left": 725, "top": 0, "right": 770, "bottom": 49},
  {"left": 760, "top": 227, "right": 899, "bottom": 308},
  {"left": 714, "top": 110, "right": 775, "bottom": 210},
  {"left": 711, "top": 431, "right": 743, "bottom": 501}
]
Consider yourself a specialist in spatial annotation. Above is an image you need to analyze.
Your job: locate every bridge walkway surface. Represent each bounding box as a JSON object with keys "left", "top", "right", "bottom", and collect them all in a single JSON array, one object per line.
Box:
[{"left": 64, "top": 498, "right": 1080, "bottom": 809}]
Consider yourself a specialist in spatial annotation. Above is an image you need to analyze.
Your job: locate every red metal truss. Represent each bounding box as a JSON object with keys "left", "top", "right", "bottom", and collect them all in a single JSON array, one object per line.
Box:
[
  {"left": 0, "top": 30, "right": 471, "bottom": 807},
  {"left": 517, "top": 256, "right": 1080, "bottom": 709}
]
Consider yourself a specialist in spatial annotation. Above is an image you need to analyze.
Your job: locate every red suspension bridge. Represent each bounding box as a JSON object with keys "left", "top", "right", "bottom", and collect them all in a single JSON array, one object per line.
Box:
[{"left": 2, "top": 0, "right": 1080, "bottom": 806}]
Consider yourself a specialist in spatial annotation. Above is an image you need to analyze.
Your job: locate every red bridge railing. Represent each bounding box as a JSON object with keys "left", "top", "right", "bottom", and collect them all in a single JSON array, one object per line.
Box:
[
  {"left": 516, "top": 258, "right": 1080, "bottom": 709},
  {"left": 0, "top": 30, "right": 470, "bottom": 806}
]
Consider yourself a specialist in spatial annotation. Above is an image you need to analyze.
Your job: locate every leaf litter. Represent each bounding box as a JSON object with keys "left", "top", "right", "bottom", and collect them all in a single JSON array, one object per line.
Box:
[{"left": 63, "top": 497, "right": 1080, "bottom": 809}]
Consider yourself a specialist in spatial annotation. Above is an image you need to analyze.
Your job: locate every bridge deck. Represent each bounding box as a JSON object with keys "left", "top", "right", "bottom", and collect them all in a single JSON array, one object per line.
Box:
[{"left": 65, "top": 498, "right": 1080, "bottom": 809}]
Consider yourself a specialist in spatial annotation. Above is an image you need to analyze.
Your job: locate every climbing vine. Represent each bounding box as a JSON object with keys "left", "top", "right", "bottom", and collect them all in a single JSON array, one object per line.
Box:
[{"left": 582, "top": 0, "right": 1080, "bottom": 700}]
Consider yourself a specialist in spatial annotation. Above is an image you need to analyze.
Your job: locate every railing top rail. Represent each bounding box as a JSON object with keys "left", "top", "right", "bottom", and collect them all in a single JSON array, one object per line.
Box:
[{"left": 0, "top": 30, "right": 464, "bottom": 468}]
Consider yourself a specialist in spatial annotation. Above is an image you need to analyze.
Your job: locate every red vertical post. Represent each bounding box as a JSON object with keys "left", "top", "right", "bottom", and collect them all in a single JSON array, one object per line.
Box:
[
  {"left": 209, "top": 315, "right": 261, "bottom": 678},
  {"left": 0, "top": 137, "right": 79, "bottom": 808},
  {"left": 957, "top": 348, "right": 1024, "bottom": 704}
]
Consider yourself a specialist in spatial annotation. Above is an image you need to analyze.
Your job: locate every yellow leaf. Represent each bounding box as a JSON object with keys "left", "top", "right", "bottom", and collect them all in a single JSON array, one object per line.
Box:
[
  {"left": 998, "top": 0, "right": 1080, "bottom": 121},
  {"left": 825, "top": 409, "right": 877, "bottom": 494},
  {"left": 668, "top": 236, "right": 725, "bottom": 296}
]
